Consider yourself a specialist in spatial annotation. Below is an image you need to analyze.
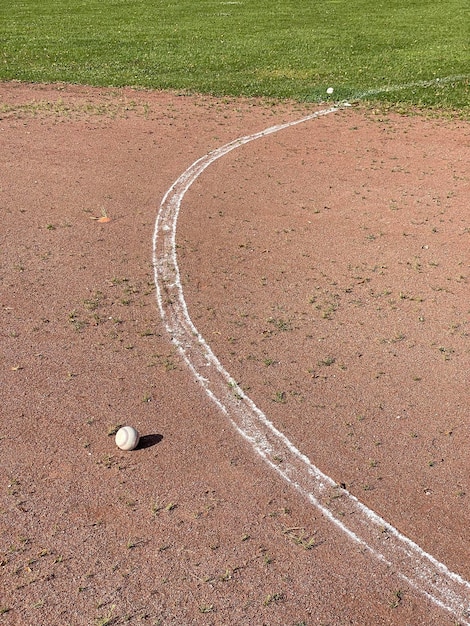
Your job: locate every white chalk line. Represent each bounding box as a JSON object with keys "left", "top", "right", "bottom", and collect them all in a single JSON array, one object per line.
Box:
[
  {"left": 352, "top": 73, "right": 469, "bottom": 101},
  {"left": 152, "top": 76, "right": 470, "bottom": 623}
]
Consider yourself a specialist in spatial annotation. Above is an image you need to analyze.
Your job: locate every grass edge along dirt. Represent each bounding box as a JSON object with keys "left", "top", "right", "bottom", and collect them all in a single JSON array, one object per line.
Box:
[{"left": 0, "top": 0, "right": 469, "bottom": 114}]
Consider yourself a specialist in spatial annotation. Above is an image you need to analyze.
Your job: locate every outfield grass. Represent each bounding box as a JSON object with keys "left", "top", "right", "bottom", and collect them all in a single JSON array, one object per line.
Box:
[{"left": 0, "top": 0, "right": 468, "bottom": 110}]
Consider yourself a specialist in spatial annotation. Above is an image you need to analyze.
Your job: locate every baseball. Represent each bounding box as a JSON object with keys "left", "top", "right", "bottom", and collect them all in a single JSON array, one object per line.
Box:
[
  {"left": 115, "top": 426, "right": 140, "bottom": 451},
  {"left": 326, "top": 87, "right": 334, "bottom": 95}
]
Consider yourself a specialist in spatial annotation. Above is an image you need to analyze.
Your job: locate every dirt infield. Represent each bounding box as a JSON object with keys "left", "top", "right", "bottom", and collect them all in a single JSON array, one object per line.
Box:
[{"left": 1, "top": 82, "right": 469, "bottom": 625}]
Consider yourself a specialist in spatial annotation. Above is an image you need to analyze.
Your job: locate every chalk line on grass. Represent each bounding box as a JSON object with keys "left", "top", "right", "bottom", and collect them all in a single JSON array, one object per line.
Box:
[
  {"left": 353, "top": 73, "right": 470, "bottom": 101},
  {"left": 152, "top": 79, "right": 470, "bottom": 623}
]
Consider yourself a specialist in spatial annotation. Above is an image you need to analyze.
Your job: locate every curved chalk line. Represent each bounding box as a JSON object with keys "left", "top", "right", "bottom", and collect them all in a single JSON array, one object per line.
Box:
[
  {"left": 351, "top": 73, "right": 469, "bottom": 100},
  {"left": 152, "top": 77, "right": 470, "bottom": 623}
]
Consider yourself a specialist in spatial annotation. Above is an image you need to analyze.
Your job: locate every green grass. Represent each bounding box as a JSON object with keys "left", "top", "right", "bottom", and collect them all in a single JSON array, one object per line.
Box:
[{"left": 0, "top": 0, "right": 469, "bottom": 110}]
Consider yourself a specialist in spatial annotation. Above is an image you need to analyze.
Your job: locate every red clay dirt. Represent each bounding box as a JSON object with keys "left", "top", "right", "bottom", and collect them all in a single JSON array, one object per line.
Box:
[{"left": 0, "top": 82, "right": 469, "bottom": 625}]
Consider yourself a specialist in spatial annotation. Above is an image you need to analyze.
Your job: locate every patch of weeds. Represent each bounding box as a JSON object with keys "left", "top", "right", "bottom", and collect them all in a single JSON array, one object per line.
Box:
[
  {"left": 267, "top": 317, "right": 292, "bottom": 332},
  {"left": 143, "top": 280, "right": 155, "bottom": 296},
  {"left": 310, "top": 292, "right": 340, "bottom": 319},
  {"left": 149, "top": 352, "right": 178, "bottom": 371},
  {"left": 321, "top": 302, "right": 338, "bottom": 319},
  {"left": 107, "top": 424, "right": 122, "bottom": 436},
  {"left": 139, "top": 328, "right": 154, "bottom": 337},
  {"left": 283, "top": 527, "right": 318, "bottom": 550},
  {"left": 431, "top": 284, "right": 452, "bottom": 294},
  {"left": 268, "top": 506, "right": 291, "bottom": 518},
  {"left": 290, "top": 389, "right": 304, "bottom": 402},
  {"left": 219, "top": 567, "right": 239, "bottom": 582},
  {"left": 151, "top": 501, "right": 163, "bottom": 516},
  {"left": 151, "top": 501, "right": 177, "bottom": 516},
  {"left": 68, "top": 310, "right": 87, "bottom": 331},
  {"left": 228, "top": 379, "right": 244, "bottom": 400},
  {"left": 318, "top": 356, "right": 335, "bottom": 367},
  {"left": 122, "top": 280, "right": 140, "bottom": 297},
  {"left": 97, "top": 455, "right": 117, "bottom": 469},
  {"left": 389, "top": 589, "right": 403, "bottom": 608},
  {"left": 120, "top": 496, "right": 137, "bottom": 509},
  {"left": 162, "top": 356, "right": 177, "bottom": 371},
  {"left": 158, "top": 545, "right": 171, "bottom": 553},
  {"left": 380, "top": 333, "right": 406, "bottom": 344},
  {"left": 199, "top": 605, "right": 214, "bottom": 614},
  {"left": 7, "top": 477, "right": 20, "bottom": 496},
  {"left": 449, "top": 322, "right": 463, "bottom": 335},
  {"left": 95, "top": 606, "right": 117, "bottom": 626},
  {"left": 272, "top": 390, "right": 287, "bottom": 404},
  {"left": 307, "top": 367, "right": 320, "bottom": 380},
  {"left": 406, "top": 257, "right": 422, "bottom": 272},
  {"left": 264, "top": 592, "right": 284, "bottom": 606},
  {"left": 0, "top": 607, "right": 11, "bottom": 615},
  {"left": 83, "top": 291, "right": 104, "bottom": 311},
  {"left": 438, "top": 346, "right": 454, "bottom": 361}
]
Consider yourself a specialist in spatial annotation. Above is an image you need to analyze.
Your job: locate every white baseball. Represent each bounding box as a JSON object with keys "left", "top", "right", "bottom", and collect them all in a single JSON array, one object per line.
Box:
[
  {"left": 326, "top": 87, "right": 334, "bottom": 95},
  {"left": 115, "top": 426, "right": 140, "bottom": 451}
]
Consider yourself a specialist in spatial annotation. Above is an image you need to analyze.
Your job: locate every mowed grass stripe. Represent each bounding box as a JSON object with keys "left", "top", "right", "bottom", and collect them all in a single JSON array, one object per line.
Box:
[{"left": 0, "top": 0, "right": 469, "bottom": 109}]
